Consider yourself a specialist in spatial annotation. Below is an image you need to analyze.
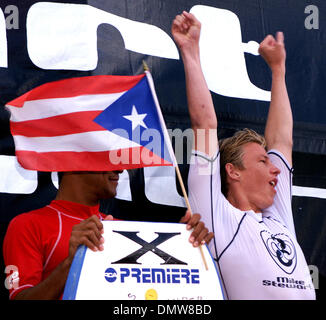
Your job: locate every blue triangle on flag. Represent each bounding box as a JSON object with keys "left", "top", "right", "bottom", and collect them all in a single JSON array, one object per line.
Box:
[{"left": 94, "top": 76, "right": 173, "bottom": 164}]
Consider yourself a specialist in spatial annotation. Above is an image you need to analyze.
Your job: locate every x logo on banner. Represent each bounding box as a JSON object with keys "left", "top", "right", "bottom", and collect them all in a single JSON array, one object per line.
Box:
[{"left": 112, "top": 231, "right": 187, "bottom": 265}]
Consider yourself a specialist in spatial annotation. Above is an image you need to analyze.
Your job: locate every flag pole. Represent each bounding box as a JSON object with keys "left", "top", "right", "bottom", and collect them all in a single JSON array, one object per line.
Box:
[
  {"left": 143, "top": 61, "right": 208, "bottom": 271},
  {"left": 174, "top": 165, "right": 208, "bottom": 271}
]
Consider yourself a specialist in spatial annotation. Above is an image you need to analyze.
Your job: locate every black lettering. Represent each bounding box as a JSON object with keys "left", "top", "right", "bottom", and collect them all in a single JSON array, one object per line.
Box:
[
  {"left": 112, "top": 231, "right": 187, "bottom": 265},
  {"left": 262, "top": 280, "right": 271, "bottom": 286}
]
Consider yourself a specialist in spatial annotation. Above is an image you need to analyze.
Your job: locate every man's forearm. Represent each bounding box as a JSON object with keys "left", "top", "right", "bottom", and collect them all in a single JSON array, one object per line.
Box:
[
  {"left": 259, "top": 32, "right": 293, "bottom": 163},
  {"left": 14, "top": 258, "right": 72, "bottom": 300},
  {"left": 264, "top": 67, "right": 293, "bottom": 163},
  {"left": 181, "top": 49, "right": 218, "bottom": 155},
  {"left": 172, "top": 12, "right": 218, "bottom": 155},
  {"left": 182, "top": 51, "right": 216, "bottom": 129}
]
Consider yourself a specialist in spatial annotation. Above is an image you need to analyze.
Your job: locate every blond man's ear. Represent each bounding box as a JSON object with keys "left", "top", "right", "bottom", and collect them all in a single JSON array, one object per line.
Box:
[{"left": 225, "top": 163, "right": 241, "bottom": 182}]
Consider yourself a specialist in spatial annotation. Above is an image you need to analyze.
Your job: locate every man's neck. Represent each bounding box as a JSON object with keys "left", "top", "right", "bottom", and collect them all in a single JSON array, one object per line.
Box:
[
  {"left": 55, "top": 180, "right": 99, "bottom": 207},
  {"left": 55, "top": 192, "right": 99, "bottom": 207},
  {"left": 227, "top": 192, "right": 261, "bottom": 213}
]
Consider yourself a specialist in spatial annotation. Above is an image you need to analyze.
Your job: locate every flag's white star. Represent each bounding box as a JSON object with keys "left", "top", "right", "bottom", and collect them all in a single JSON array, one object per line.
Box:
[{"left": 123, "top": 105, "right": 148, "bottom": 131}]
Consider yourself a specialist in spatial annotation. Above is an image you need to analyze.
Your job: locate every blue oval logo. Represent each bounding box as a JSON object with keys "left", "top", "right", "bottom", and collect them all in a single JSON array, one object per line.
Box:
[{"left": 104, "top": 268, "right": 117, "bottom": 283}]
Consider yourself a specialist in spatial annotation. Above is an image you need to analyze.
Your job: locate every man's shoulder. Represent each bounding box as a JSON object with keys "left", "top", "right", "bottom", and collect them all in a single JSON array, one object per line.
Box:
[
  {"left": 4, "top": 205, "right": 59, "bottom": 247},
  {"left": 8, "top": 204, "right": 57, "bottom": 228},
  {"left": 267, "top": 149, "right": 293, "bottom": 172}
]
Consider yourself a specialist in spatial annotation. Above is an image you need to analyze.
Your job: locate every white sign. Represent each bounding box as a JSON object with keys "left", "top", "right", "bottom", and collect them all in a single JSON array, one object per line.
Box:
[
  {"left": 0, "top": 2, "right": 271, "bottom": 101},
  {"left": 63, "top": 221, "right": 224, "bottom": 300},
  {"left": 190, "top": 5, "right": 271, "bottom": 101},
  {"left": 0, "top": 8, "right": 7, "bottom": 68},
  {"left": 27, "top": 2, "right": 179, "bottom": 71}
]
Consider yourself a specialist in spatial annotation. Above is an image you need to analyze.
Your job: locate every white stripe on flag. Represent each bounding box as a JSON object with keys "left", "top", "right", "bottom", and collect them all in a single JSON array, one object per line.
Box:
[
  {"left": 145, "top": 71, "right": 177, "bottom": 167},
  {"left": 14, "top": 130, "right": 140, "bottom": 153},
  {"left": 7, "top": 92, "right": 125, "bottom": 122}
]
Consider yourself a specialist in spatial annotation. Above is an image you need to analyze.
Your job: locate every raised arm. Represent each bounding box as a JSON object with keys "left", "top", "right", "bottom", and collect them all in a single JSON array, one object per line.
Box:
[
  {"left": 259, "top": 32, "right": 293, "bottom": 165},
  {"left": 172, "top": 11, "right": 217, "bottom": 156}
]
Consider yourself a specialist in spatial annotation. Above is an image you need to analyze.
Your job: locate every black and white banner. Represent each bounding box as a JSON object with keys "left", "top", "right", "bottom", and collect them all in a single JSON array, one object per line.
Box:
[{"left": 62, "top": 221, "right": 224, "bottom": 300}]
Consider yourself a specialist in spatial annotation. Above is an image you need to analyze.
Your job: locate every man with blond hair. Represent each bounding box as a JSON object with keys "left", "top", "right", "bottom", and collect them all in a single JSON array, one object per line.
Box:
[{"left": 172, "top": 11, "right": 315, "bottom": 299}]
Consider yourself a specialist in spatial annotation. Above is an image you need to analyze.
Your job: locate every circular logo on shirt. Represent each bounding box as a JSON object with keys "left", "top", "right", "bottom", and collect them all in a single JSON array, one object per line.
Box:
[
  {"left": 260, "top": 231, "right": 297, "bottom": 274},
  {"left": 104, "top": 268, "right": 117, "bottom": 283}
]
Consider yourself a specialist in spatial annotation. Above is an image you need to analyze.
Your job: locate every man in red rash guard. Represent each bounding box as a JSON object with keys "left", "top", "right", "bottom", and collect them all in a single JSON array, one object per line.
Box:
[{"left": 3, "top": 170, "right": 212, "bottom": 299}]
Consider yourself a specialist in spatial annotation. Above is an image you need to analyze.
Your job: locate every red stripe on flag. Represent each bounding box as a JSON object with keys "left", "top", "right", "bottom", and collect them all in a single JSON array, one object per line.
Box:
[
  {"left": 10, "top": 111, "right": 105, "bottom": 137},
  {"left": 16, "top": 147, "right": 173, "bottom": 172},
  {"left": 7, "top": 74, "right": 145, "bottom": 107}
]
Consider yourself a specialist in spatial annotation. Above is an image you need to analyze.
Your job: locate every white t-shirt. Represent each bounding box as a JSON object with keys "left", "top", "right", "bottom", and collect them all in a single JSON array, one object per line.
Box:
[{"left": 188, "top": 148, "right": 316, "bottom": 300}]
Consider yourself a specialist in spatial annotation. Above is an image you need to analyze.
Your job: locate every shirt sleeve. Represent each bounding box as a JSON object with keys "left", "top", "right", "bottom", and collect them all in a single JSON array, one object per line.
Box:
[
  {"left": 188, "top": 148, "right": 247, "bottom": 260},
  {"left": 188, "top": 149, "right": 220, "bottom": 219},
  {"left": 263, "top": 149, "right": 295, "bottom": 236},
  {"left": 3, "top": 213, "right": 44, "bottom": 299}
]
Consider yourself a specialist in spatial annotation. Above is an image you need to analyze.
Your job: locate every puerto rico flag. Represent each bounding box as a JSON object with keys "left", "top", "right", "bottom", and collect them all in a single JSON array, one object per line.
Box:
[{"left": 5, "top": 71, "right": 176, "bottom": 171}]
